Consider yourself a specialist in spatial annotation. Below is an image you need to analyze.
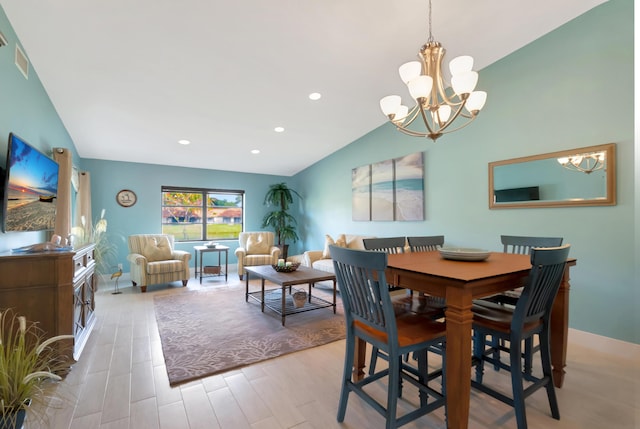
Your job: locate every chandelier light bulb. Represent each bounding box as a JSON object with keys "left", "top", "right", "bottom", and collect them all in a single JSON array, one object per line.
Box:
[
  {"left": 432, "top": 105, "right": 451, "bottom": 125},
  {"left": 449, "top": 55, "right": 474, "bottom": 76},
  {"left": 380, "top": 95, "right": 402, "bottom": 116},
  {"left": 394, "top": 105, "right": 409, "bottom": 123},
  {"left": 465, "top": 91, "right": 487, "bottom": 113},
  {"left": 408, "top": 75, "right": 433, "bottom": 100},
  {"left": 451, "top": 71, "right": 478, "bottom": 95},
  {"left": 399, "top": 61, "right": 422, "bottom": 84}
]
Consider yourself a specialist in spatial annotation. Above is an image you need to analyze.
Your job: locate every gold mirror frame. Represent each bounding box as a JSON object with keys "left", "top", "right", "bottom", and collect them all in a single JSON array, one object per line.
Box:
[{"left": 489, "top": 143, "right": 616, "bottom": 209}]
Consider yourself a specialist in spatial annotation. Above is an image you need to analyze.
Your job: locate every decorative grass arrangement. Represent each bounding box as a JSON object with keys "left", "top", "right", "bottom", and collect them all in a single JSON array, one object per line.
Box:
[{"left": 0, "top": 309, "right": 73, "bottom": 428}]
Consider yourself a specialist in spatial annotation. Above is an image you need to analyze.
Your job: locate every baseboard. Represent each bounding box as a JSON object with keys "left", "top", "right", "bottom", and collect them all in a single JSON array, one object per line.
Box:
[{"left": 568, "top": 328, "right": 640, "bottom": 356}]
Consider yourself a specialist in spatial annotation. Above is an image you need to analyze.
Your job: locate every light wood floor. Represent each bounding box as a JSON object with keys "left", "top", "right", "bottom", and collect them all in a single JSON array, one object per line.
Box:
[{"left": 26, "top": 272, "right": 639, "bottom": 429}]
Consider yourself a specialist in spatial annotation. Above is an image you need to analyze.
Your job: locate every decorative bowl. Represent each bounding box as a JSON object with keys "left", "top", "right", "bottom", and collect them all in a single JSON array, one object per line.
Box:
[
  {"left": 438, "top": 247, "right": 490, "bottom": 262},
  {"left": 272, "top": 262, "right": 301, "bottom": 273},
  {"left": 205, "top": 242, "right": 219, "bottom": 248}
]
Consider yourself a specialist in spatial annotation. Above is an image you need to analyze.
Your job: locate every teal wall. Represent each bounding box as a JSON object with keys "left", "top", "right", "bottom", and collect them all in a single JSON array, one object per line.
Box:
[
  {"left": 0, "top": 1, "right": 636, "bottom": 343},
  {"left": 0, "top": 6, "right": 79, "bottom": 251},
  {"left": 293, "top": 0, "right": 637, "bottom": 343},
  {"left": 80, "top": 158, "right": 294, "bottom": 267}
]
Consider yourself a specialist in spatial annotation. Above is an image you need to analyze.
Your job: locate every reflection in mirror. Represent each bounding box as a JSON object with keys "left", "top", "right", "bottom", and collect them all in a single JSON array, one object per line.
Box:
[{"left": 489, "top": 143, "right": 616, "bottom": 209}]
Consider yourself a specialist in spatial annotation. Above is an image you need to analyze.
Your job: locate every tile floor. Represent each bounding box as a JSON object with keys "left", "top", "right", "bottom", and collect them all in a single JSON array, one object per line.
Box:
[{"left": 25, "top": 271, "right": 640, "bottom": 429}]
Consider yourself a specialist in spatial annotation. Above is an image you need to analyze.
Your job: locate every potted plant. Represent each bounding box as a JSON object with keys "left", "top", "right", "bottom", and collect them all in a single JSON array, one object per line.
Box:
[
  {"left": 261, "top": 182, "right": 302, "bottom": 260},
  {"left": 0, "top": 309, "right": 73, "bottom": 429}
]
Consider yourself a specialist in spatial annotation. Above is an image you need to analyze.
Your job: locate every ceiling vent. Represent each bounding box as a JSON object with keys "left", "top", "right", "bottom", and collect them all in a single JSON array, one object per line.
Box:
[
  {"left": 0, "top": 31, "right": 7, "bottom": 47},
  {"left": 15, "top": 44, "right": 29, "bottom": 79}
]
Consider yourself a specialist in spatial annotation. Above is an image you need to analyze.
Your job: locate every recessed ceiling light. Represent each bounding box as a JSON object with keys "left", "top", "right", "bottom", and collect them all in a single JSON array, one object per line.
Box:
[
  {"left": 309, "top": 92, "right": 322, "bottom": 101},
  {"left": 274, "top": 127, "right": 285, "bottom": 133},
  {"left": 251, "top": 149, "right": 260, "bottom": 154},
  {"left": 178, "top": 139, "right": 190, "bottom": 145}
]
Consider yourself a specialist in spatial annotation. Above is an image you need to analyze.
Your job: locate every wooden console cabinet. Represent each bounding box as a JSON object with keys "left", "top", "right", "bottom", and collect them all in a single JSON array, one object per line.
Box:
[{"left": 0, "top": 244, "right": 96, "bottom": 361}]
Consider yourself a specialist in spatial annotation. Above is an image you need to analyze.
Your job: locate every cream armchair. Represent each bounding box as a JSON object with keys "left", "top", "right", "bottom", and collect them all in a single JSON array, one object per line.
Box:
[
  {"left": 235, "top": 231, "right": 281, "bottom": 280},
  {"left": 127, "top": 234, "right": 191, "bottom": 292}
]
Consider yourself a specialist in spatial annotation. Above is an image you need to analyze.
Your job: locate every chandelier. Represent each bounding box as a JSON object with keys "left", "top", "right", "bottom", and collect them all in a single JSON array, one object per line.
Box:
[
  {"left": 379, "top": 0, "right": 487, "bottom": 141},
  {"left": 557, "top": 151, "right": 606, "bottom": 174}
]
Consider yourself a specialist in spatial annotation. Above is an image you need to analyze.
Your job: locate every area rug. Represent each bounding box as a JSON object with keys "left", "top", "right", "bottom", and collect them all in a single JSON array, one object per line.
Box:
[{"left": 154, "top": 286, "right": 345, "bottom": 386}]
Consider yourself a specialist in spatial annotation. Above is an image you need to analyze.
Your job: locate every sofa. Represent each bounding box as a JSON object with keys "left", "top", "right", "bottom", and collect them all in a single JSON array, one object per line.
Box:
[
  {"left": 235, "top": 231, "right": 281, "bottom": 280},
  {"left": 303, "top": 234, "right": 374, "bottom": 274},
  {"left": 127, "top": 234, "right": 191, "bottom": 293}
]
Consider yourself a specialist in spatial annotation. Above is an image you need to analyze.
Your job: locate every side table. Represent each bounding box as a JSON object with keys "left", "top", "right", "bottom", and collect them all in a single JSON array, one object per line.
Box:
[{"left": 194, "top": 245, "right": 229, "bottom": 283}]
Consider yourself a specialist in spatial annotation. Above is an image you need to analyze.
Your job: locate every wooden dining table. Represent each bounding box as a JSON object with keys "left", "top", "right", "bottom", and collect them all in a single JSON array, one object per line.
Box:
[{"left": 352, "top": 250, "right": 576, "bottom": 429}]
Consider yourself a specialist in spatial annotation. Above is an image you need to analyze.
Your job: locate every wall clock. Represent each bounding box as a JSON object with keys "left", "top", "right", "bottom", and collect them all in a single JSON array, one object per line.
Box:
[{"left": 116, "top": 189, "right": 137, "bottom": 207}]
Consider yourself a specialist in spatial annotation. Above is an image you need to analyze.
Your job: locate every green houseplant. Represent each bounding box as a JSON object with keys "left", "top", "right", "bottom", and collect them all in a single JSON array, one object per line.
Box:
[
  {"left": 0, "top": 309, "right": 73, "bottom": 429},
  {"left": 261, "top": 182, "right": 302, "bottom": 259}
]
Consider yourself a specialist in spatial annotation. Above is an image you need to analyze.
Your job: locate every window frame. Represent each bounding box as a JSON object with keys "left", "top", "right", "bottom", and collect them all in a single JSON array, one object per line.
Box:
[{"left": 161, "top": 186, "right": 244, "bottom": 242}]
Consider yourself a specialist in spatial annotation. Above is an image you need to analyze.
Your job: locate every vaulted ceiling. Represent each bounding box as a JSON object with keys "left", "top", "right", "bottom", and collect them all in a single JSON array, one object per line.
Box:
[{"left": 1, "top": 0, "right": 606, "bottom": 176}]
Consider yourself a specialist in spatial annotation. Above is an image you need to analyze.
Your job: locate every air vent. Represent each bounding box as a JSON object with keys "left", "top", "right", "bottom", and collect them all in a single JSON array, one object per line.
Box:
[
  {"left": 0, "top": 31, "right": 7, "bottom": 47},
  {"left": 15, "top": 44, "right": 29, "bottom": 79}
]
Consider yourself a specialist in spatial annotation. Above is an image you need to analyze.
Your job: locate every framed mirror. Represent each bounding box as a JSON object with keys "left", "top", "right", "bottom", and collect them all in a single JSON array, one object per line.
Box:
[{"left": 489, "top": 143, "right": 616, "bottom": 209}]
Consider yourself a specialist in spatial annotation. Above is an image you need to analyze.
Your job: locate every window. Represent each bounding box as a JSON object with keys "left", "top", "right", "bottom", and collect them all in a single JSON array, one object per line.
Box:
[{"left": 161, "top": 186, "right": 244, "bottom": 242}]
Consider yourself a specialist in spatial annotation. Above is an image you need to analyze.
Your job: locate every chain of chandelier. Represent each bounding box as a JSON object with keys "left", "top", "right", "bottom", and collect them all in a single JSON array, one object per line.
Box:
[{"left": 380, "top": 0, "right": 487, "bottom": 141}]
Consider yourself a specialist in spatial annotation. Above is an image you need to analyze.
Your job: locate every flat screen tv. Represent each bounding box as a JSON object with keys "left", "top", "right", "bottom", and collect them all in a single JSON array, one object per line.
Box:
[
  {"left": 494, "top": 186, "right": 540, "bottom": 203},
  {"left": 2, "top": 133, "right": 59, "bottom": 232}
]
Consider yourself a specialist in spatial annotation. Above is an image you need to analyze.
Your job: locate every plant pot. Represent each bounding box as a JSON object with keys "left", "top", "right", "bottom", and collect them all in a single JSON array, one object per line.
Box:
[
  {"left": 292, "top": 291, "right": 307, "bottom": 308},
  {"left": 277, "top": 244, "right": 289, "bottom": 260},
  {"left": 0, "top": 408, "right": 27, "bottom": 429}
]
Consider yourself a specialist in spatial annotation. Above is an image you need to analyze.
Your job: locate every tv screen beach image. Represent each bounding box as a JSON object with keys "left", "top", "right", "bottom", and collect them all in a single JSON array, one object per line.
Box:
[{"left": 3, "top": 135, "right": 59, "bottom": 232}]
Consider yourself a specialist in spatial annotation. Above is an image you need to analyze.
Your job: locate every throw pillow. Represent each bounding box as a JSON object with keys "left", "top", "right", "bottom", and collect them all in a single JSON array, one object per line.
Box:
[
  {"left": 322, "top": 233, "right": 346, "bottom": 259},
  {"left": 246, "top": 234, "right": 270, "bottom": 255},
  {"left": 143, "top": 236, "right": 172, "bottom": 262}
]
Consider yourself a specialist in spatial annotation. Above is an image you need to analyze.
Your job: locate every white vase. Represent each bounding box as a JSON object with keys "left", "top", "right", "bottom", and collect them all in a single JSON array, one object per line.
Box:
[{"left": 292, "top": 291, "right": 307, "bottom": 308}]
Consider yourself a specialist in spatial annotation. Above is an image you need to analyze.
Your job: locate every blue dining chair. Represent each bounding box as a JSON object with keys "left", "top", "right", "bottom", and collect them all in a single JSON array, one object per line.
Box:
[
  {"left": 471, "top": 244, "right": 570, "bottom": 429},
  {"left": 363, "top": 237, "right": 445, "bottom": 375},
  {"left": 407, "top": 235, "right": 444, "bottom": 252},
  {"left": 475, "top": 235, "right": 564, "bottom": 374},
  {"left": 330, "top": 245, "right": 446, "bottom": 429}
]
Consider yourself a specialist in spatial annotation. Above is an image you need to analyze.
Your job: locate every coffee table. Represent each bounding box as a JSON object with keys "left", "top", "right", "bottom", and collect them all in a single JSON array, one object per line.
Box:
[{"left": 244, "top": 265, "right": 337, "bottom": 326}]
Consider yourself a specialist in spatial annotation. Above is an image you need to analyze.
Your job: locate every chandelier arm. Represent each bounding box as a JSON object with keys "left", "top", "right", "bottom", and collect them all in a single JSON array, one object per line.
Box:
[
  {"left": 417, "top": 100, "right": 438, "bottom": 135},
  {"left": 401, "top": 105, "right": 424, "bottom": 127},
  {"left": 394, "top": 126, "right": 430, "bottom": 138},
  {"left": 432, "top": 115, "right": 478, "bottom": 135},
  {"left": 434, "top": 98, "right": 469, "bottom": 134}
]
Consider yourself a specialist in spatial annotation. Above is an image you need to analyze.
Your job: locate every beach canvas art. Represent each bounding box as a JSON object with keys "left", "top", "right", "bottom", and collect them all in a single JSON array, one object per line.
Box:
[
  {"left": 352, "top": 164, "right": 371, "bottom": 221},
  {"left": 3, "top": 134, "right": 59, "bottom": 232},
  {"left": 393, "top": 152, "right": 425, "bottom": 221},
  {"left": 352, "top": 152, "right": 424, "bottom": 221}
]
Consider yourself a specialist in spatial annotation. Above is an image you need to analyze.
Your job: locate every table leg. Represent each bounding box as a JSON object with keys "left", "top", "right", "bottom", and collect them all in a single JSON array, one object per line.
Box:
[
  {"left": 551, "top": 263, "right": 572, "bottom": 388},
  {"left": 199, "top": 250, "right": 203, "bottom": 284},
  {"left": 261, "top": 279, "right": 265, "bottom": 313},
  {"left": 224, "top": 249, "right": 228, "bottom": 282},
  {"left": 445, "top": 289, "right": 474, "bottom": 429},
  {"left": 194, "top": 249, "right": 199, "bottom": 279},
  {"left": 353, "top": 337, "right": 366, "bottom": 381},
  {"left": 281, "top": 284, "right": 286, "bottom": 326}
]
